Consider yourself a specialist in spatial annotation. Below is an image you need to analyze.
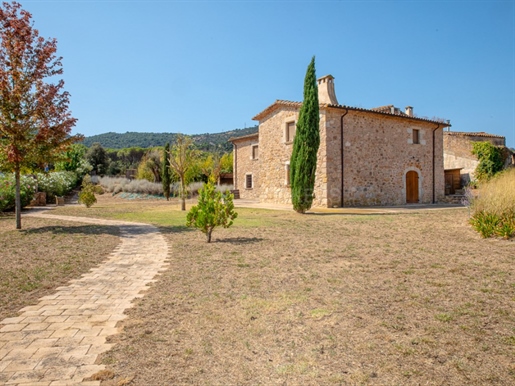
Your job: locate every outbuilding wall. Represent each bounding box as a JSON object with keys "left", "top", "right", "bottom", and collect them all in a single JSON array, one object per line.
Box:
[{"left": 232, "top": 135, "right": 260, "bottom": 199}]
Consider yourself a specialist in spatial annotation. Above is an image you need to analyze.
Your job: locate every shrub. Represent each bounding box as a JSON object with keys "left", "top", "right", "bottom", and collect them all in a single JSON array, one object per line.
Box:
[
  {"left": 0, "top": 174, "right": 37, "bottom": 212},
  {"left": 186, "top": 181, "right": 238, "bottom": 243},
  {"left": 36, "top": 171, "right": 77, "bottom": 202},
  {"left": 78, "top": 176, "right": 97, "bottom": 208},
  {"left": 469, "top": 168, "right": 515, "bottom": 239}
]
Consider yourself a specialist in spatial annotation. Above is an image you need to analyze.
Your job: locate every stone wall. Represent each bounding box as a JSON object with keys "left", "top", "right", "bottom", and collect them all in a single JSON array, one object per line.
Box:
[
  {"left": 443, "top": 132, "right": 506, "bottom": 183},
  {"left": 325, "top": 109, "right": 444, "bottom": 206},
  {"left": 232, "top": 134, "right": 260, "bottom": 199},
  {"left": 249, "top": 105, "right": 445, "bottom": 207},
  {"left": 257, "top": 107, "right": 299, "bottom": 205}
]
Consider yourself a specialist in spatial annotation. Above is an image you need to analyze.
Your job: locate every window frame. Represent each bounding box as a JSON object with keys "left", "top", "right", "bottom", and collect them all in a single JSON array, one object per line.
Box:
[
  {"left": 285, "top": 121, "right": 296, "bottom": 143},
  {"left": 251, "top": 144, "right": 259, "bottom": 160},
  {"left": 412, "top": 129, "right": 420, "bottom": 145},
  {"left": 245, "top": 173, "right": 253, "bottom": 189}
]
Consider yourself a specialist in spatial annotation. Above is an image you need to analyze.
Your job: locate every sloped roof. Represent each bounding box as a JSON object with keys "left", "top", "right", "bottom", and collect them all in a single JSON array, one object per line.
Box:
[
  {"left": 443, "top": 131, "right": 505, "bottom": 139},
  {"left": 228, "top": 132, "right": 258, "bottom": 143},
  {"left": 252, "top": 100, "right": 451, "bottom": 127}
]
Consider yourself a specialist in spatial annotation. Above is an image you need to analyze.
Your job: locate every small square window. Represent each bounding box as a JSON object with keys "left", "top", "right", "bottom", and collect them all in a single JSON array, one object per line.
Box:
[
  {"left": 251, "top": 145, "right": 259, "bottom": 160},
  {"left": 286, "top": 122, "right": 296, "bottom": 143},
  {"left": 245, "top": 174, "right": 253, "bottom": 189},
  {"left": 413, "top": 129, "right": 420, "bottom": 144}
]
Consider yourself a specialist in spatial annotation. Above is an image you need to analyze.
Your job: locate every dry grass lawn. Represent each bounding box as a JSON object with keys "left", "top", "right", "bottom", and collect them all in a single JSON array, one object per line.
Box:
[
  {"left": 3, "top": 194, "right": 514, "bottom": 385},
  {"left": 0, "top": 211, "right": 120, "bottom": 320}
]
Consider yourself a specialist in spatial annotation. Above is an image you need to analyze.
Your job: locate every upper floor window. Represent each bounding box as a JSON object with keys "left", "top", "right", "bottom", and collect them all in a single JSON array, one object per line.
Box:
[
  {"left": 286, "top": 121, "right": 296, "bottom": 143},
  {"left": 251, "top": 144, "right": 259, "bottom": 160},
  {"left": 412, "top": 129, "right": 420, "bottom": 144}
]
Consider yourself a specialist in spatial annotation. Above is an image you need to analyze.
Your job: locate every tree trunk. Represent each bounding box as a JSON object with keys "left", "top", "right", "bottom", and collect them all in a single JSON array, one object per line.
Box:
[
  {"left": 15, "top": 168, "right": 22, "bottom": 230},
  {"left": 180, "top": 177, "right": 186, "bottom": 211},
  {"left": 206, "top": 228, "right": 213, "bottom": 243}
]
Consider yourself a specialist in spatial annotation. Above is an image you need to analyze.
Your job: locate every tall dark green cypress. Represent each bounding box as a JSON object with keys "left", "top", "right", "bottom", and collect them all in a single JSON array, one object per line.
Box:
[
  {"left": 290, "top": 56, "right": 320, "bottom": 213},
  {"left": 162, "top": 143, "right": 172, "bottom": 201}
]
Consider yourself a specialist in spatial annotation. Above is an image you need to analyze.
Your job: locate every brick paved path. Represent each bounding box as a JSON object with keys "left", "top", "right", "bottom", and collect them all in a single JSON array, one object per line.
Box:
[{"left": 0, "top": 213, "right": 169, "bottom": 385}]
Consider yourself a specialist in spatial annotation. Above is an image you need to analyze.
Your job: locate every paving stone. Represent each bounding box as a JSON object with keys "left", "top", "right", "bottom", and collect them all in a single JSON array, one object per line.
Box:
[
  {"left": 3, "top": 358, "right": 41, "bottom": 372},
  {"left": 0, "top": 317, "right": 26, "bottom": 325},
  {"left": 31, "top": 347, "right": 64, "bottom": 360},
  {"left": 0, "top": 324, "right": 28, "bottom": 333},
  {"left": 27, "top": 339, "right": 60, "bottom": 350},
  {"left": 1, "top": 212, "right": 169, "bottom": 385}
]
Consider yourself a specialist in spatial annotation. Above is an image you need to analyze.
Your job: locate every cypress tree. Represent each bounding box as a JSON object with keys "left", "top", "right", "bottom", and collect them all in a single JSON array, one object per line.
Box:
[
  {"left": 162, "top": 143, "right": 172, "bottom": 200},
  {"left": 290, "top": 56, "right": 320, "bottom": 213}
]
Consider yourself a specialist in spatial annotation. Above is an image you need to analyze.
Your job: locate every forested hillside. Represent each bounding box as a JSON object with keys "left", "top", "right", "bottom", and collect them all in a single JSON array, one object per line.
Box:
[{"left": 81, "top": 126, "right": 258, "bottom": 152}]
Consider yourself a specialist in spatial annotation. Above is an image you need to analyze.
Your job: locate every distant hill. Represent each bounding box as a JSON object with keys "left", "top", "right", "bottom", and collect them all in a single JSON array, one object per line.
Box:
[{"left": 81, "top": 126, "right": 259, "bottom": 153}]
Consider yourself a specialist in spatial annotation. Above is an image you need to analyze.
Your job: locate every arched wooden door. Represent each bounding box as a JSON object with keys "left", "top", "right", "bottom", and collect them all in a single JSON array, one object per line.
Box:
[{"left": 406, "top": 171, "right": 419, "bottom": 204}]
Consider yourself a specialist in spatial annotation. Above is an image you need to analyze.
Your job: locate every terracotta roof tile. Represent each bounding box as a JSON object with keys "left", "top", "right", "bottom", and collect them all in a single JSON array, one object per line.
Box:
[
  {"left": 443, "top": 131, "right": 505, "bottom": 139},
  {"left": 252, "top": 99, "right": 451, "bottom": 127},
  {"left": 228, "top": 132, "right": 259, "bottom": 143}
]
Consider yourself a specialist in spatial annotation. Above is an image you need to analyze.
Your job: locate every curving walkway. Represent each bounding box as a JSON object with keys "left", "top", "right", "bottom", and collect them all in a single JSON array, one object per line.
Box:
[{"left": 0, "top": 212, "right": 169, "bottom": 385}]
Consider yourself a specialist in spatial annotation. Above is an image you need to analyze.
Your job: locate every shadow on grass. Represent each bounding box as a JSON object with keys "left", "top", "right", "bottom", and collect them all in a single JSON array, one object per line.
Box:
[
  {"left": 214, "top": 237, "right": 264, "bottom": 244},
  {"left": 20, "top": 224, "right": 121, "bottom": 236},
  {"left": 158, "top": 225, "right": 194, "bottom": 235}
]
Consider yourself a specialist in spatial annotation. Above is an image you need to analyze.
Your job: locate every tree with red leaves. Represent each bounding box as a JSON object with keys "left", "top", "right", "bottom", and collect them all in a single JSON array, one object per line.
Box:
[{"left": 0, "top": 2, "right": 80, "bottom": 229}]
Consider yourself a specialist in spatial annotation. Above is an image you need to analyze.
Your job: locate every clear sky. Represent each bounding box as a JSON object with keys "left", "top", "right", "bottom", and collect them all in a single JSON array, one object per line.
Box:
[{"left": 21, "top": 0, "right": 515, "bottom": 148}]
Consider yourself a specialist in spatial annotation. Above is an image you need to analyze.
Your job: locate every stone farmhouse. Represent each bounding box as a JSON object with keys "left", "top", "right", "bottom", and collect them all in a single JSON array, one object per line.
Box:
[{"left": 230, "top": 75, "right": 451, "bottom": 207}]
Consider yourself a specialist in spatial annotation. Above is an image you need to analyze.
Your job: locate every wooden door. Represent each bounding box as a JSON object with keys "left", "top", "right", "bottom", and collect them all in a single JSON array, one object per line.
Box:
[
  {"left": 406, "top": 171, "right": 419, "bottom": 204},
  {"left": 445, "top": 173, "right": 455, "bottom": 195}
]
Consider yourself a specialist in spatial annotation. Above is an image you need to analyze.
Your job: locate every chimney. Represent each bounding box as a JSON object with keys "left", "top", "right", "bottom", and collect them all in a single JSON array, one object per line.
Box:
[
  {"left": 317, "top": 75, "right": 338, "bottom": 105},
  {"left": 405, "top": 106, "right": 413, "bottom": 117}
]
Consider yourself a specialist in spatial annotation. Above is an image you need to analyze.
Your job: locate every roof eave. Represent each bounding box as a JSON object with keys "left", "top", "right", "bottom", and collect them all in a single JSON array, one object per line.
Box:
[{"left": 228, "top": 132, "right": 259, "bottom": 143}]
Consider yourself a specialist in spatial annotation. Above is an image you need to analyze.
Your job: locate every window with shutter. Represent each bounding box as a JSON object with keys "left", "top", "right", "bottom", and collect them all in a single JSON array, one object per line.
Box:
[
  {"left": 413, "top": 129, "right": 420, "bottom": 144},
  {"left": 245, "top": 174, "right": 253, "bottom": 189},
  {"left": 286, "top": 122, "right": 296, "bottom": 143}
]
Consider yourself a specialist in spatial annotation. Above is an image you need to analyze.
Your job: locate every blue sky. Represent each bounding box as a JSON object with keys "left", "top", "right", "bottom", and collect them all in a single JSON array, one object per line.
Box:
[{"left": 22, "top": 0, "right": 515, "bottom": 148}]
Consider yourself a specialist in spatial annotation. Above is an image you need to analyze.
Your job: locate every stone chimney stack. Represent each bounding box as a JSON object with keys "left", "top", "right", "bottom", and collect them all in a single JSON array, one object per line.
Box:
[
  {"left": 405, "top": 106, "right": 413, "bottom": 117},
  {"left": 317, "top": 75, "right": 338, "bottom": 105}
]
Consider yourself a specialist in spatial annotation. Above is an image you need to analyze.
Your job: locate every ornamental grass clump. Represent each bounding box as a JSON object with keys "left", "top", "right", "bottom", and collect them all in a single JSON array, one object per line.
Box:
[
  {"left": 99, "top": 177, "right": 163, "bottom": 196},
  {"left": 469, "top": 168, "right": 515, "bottom": 239},
  {"left": 186, "top": 181, "right": 238, "bottom": 243}
]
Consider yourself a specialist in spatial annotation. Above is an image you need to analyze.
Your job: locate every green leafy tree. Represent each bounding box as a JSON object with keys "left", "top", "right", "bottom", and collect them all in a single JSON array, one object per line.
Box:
[
  {"left": 290, "top": 56, "right": 320, "bottom": 213},
  {"left": 168, "top": 134, "right": 198, "bottom": 210},
  {"left": 198, "top": 152, "right": 223, "bottom": 182},
  {"left": 161, "top": 143, "right": 172, "bottom": 200},
  {"left": 54, "top": 143, "right": 92, "bottom": 180},
  {"left": 0, "top": 2, "right": 79, "bottom": 229},
  {"left": 137, "top": 149, "right": 161, "bottom": 182},
  {"left": 471, "top": 141, "right": 504, "bottom": 182},
  {"left": 220, "top": 152, "right": 233, "bottom": 174},
  {"left": 186, "top": 180, "right": 238, "bottom": 243},
  {"left": 86, "top": 143, "right": 109, "bottom": 176}
]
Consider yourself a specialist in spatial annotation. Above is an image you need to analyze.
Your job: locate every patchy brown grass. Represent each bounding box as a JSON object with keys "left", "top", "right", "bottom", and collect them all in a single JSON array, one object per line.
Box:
[
  {"left": 58, "top": 196, "right": 514, "bottom": 386},
  {"left": 0, "top": 211, "right": 120, "bottom": 320}
]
